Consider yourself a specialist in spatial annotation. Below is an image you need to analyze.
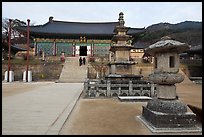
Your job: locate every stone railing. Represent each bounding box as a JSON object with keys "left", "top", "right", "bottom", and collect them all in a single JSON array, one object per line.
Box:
[{"left": 83, "top": 79, "right": 156, "bottom": 98}]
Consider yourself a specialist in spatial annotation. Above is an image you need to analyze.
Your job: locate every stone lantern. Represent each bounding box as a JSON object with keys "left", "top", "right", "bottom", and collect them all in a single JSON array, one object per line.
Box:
[{"left": 138, "top": 36, "right": 201, "bottom": 132}]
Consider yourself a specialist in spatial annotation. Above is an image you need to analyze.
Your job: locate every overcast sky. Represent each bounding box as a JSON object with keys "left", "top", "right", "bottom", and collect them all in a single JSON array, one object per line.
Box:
[{"left": 2, "top": 2, "right": 202, "bottom": 28}]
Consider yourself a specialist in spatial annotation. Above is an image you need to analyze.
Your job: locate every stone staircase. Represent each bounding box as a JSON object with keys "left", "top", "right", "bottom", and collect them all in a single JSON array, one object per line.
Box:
[{"left": 58, "top": 57, "right": 87, "bottom": 83}]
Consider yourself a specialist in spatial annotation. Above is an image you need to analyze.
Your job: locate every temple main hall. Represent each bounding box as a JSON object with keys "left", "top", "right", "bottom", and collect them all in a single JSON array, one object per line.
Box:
[{"left": 16, "top": 15, "right": 145, "bottom": 57}]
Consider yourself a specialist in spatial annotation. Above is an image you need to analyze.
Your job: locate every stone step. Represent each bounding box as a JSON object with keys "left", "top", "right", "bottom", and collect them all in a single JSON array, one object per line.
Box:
[
  {"left": 57, "top": 79, "right": 85, "bottom": 83},
  {"left": 118, "top": 96, "right": 152, "bottom": 102},
  {"left": 58, "top": 57, "right": 88, "bottom": 83}
]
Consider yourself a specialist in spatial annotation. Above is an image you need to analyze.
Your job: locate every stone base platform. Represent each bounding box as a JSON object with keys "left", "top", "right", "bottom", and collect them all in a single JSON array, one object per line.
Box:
[
  {"left": 137, "top": 106, "right": 202, "bottom": 133},
  {"left": 137, "top": 116, "right": 202, "bottom": 133}
]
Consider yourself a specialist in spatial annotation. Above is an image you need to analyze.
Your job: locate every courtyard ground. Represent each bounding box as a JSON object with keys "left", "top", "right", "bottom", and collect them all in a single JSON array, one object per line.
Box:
[{"left": 2, "top": 81, "right": 202, "bottom": 135}]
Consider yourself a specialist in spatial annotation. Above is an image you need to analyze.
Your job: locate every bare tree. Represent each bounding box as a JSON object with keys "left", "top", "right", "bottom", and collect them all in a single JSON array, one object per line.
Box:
[
  {"left": 2, "top": 18, "right": 27, "bottom": 40},
  {"left": 2, "top": 18, "right": 35, "bottom": 60}
]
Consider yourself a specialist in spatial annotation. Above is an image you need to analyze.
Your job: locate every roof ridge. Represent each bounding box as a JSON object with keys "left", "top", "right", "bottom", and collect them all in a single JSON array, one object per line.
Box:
[{"left": 52, "top": 20, "right": 119, "bottom": 24}]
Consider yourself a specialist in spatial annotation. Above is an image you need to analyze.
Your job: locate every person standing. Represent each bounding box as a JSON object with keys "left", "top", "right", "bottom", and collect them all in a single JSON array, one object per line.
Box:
[
  {"left": 83, "top": 57, "right": 86, "bottom": 65},
  {"left": 79, "top": 57, "right": 82, "bottom": 66}
]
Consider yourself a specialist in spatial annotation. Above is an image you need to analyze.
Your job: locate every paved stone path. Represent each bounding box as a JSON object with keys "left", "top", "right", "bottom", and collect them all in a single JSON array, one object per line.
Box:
[{"left": 2, "top": 82, "right": 83, "bottom": 135}]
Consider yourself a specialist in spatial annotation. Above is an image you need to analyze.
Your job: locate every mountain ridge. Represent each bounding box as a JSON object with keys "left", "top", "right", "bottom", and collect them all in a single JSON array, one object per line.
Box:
[
  {"left": 146, "top": 21, "right": 202, "bottom": 32},
  {"left": 135, "top": 21, "right": 202, "bottom": 48}
]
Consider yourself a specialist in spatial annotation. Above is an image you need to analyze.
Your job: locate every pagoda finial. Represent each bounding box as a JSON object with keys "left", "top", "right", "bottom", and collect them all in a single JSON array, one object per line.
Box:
[{"left": 118, "top": 12, "right": 125, "bottom": 26}]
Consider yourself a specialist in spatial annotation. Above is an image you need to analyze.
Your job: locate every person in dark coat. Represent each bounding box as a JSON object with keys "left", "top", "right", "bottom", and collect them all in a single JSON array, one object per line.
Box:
[
  {"left": 83, "top": 57, "right": 86, "bottom": 65},
  {"left": 79, "top": 57, "right": 82, "bottom": 66}
]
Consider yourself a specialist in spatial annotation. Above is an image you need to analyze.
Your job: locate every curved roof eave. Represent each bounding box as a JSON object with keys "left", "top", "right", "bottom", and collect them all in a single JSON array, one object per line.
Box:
[{"left": 127, "top": 28, "right": 146, "bottom": 35}]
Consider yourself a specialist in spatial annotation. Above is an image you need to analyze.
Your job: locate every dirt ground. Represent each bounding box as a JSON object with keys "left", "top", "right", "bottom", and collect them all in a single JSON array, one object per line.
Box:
[
  {"left": 59, "top": 98, "right": 152, "bottom": 135},
  {"left": 176, "top": 83, "right": 202, "bottom": 109},
  {"left": 59, "top": 83, "right": 202, "bottom": 135}
]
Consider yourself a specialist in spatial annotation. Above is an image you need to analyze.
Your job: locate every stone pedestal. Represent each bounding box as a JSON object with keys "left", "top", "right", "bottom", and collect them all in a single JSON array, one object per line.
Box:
[
  {"left": 4, "top": 71, "right": 14, "bottom": 82},
  {"left": 23, "top": 71, "right": 32, "bottom": 82}
]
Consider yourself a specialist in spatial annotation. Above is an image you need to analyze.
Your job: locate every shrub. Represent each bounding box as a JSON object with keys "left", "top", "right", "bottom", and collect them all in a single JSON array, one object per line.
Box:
[{"left": 89, "top": 57, "right": 95, "bottom": 62}]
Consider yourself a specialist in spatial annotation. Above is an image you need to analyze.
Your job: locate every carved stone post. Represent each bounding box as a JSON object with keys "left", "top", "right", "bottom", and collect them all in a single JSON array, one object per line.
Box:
[
  {"left": 129, "top": 80, "right": 133, "bottom": 95},
  {"left": 150, "top": 82, "right": 155, "bottom": 97},
  {"left": 107, "top": 80, "right": 111, "bottom": 97},
  {"left": 84, "top": 80, "right": 88, "bottom": 93}
]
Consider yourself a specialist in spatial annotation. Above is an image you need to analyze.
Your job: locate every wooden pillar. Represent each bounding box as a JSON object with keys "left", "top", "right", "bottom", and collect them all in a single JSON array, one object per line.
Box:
[
  {"left": 34, "top": 40, "right": 38, "bottom": 56},
  {"left": 7, "top": 19, "right": 12, "bottom": 82},
  {"left": 26, "top": 19, "right": 30, "bottom": 82},
  {"left": 91, "top": 42, "right": 94, "bottom": 57},
  {"left": 109, "top": 51, "right": 112, "bottom": 61},
  {"left": 72, "top": 41, "right": 75, "bottom": 57},
  {"left": 53, "top": 39, "right": 56, "bottom": 56},
  {"left": 42, "top": 51, "right": 45, "bottom": 61},
  {"left": 92, "top": 42, "right": 94, "bottom": 56}
]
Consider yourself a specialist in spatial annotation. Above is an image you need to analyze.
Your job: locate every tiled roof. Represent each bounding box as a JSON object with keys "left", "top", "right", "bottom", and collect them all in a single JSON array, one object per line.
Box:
[
  {"left": 189, "top": 45, "right": 202, "bottom": 51},
  {"left": 16, "top": 20, "right": 145, "bottom": 37},
  {"left": 186, "top": 45, "right": 202, "bottom": 54},
  {"left": 2, "top": 42, "right": 27, "bottom": 52},
  {"left": 11, "top": 44, "right": 27, "bottom": 51}
]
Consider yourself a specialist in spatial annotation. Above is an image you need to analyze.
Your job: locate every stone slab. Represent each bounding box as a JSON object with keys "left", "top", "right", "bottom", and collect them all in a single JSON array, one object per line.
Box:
[{"left": 137, "top": 115, "right": 202, "bottom": 133}]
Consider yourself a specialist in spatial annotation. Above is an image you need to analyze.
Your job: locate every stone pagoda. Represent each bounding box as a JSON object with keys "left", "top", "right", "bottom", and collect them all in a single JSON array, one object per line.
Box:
[
  {"left": 106, "top": 12, "right": 142, "bottom": 80},
  {"left": 84, "top": 12, "right": 153, "bottom": 98},
  {"left": 138, "top": 36, "right": 201, "bottom": 132}
]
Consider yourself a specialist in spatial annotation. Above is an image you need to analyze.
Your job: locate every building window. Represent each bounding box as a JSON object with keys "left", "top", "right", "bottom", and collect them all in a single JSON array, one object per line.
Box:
[
  {"left": 169, "top": 56, "right": 175, "bottom": 68},
  {"left": 154, "top": 57, "right": 157, "bottom": 68}
]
